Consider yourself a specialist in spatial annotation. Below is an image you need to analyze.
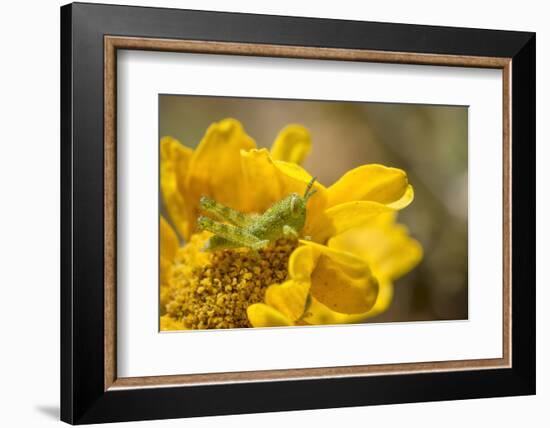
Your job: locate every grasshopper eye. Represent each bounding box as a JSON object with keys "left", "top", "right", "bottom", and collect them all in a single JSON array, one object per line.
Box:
[{"left": 290, "top": 195, "right": 301, "bottom": 216}]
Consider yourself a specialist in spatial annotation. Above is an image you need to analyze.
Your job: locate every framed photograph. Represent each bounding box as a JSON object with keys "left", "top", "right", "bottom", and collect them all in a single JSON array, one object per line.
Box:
[{"left": 60, "top": 2, "right": 535, "bottom": 424}]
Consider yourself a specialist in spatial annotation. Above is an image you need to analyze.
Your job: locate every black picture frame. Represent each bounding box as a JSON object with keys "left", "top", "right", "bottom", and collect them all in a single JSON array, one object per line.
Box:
[{"left": 61, "top": 2, "right": 535, "bottom": 424}]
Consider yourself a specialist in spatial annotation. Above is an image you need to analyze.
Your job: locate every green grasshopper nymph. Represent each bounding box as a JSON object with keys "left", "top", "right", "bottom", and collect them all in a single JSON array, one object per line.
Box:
[{"left": 198, "top": 177, "right": 318, "bottom": 251}]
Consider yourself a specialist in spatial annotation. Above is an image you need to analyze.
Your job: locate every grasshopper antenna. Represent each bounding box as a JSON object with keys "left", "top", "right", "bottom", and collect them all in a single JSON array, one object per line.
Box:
[{"left": 304, "top": 177, "right": 317, "bottom": 201}]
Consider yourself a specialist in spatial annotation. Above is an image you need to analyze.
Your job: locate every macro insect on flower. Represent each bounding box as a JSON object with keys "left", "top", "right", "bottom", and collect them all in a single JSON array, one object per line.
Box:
[
  {"left": 159, "top": 118, "right": 422, "bottom": 330},
  {"left": 198, "top": 178, "right": 317, "bottom": 251}
]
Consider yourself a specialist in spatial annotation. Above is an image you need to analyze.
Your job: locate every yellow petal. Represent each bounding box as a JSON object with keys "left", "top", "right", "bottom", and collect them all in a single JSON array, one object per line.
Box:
[
  {"left": 368, "top": 278, "right": 394, "bottom": 316},
  {"left": 304, "top": 279, "right": 394, "bottom": 325},
  {"left": 273, "top": 160, "right": 317, "bottom": 189},
  {"left": 160, "top": 136, "right": 193, "bottom": 239},
  {"left": 329, "top": 221, "right": 423, "bottom": 280},
  {"left": 301, "top": 241, "right": 379, "bottom": 314},
  {"left": 270, "top": 124, "right": 312, "bottom": 165},
  {"left": 240, "top": 148, "right": 283, "bottom": 212},
  {"left": 160, "top": 257, "right": 172, "bottom": 286},
  {"left": 160, "top": 216, "right": 179, "bottom": 262},
  {"left": 361, "top": 210, "right": 398, "bottom": 227},
  {"left": 261, "top": 246, "right": 316, "bottom": 322},
  {"left": 327, "top": 164, "right": 410, "bottom": 207},
  {"left": 160, "top": 217, "right": 178, "bottom": 293},
  {"left": 240, "top": 149, "right": 328, "bottom": 220},
  {"left": 304, "top": 296, "right": 365, "bottom": 324},
  {"left": 288, "top": 245, "right": 317, "bottom": 280},
  {"left": 186, "top": 118, "right": 256, "bottom": 226},
  {"left": 387, "top": 184, "right": 414, "bottom": 210},
  {"left": 160, "top": 314, "right": 186, "bottom": 331},
  {"left": 265, "top": 280, "right": 311, "bottom": 322},
  {"left": 310, "top": 201, "right": 394, "bottom": 243},
  {"left": 273, "top": 161, "right": 328, "bottom": 216},
  {"left": 247, "top": 303, "right": 293, "bottom": 327}
]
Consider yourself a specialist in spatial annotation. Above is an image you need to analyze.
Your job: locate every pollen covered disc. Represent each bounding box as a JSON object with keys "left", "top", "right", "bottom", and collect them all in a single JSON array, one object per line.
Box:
[{"left": 164, "top": 235, "right": 298, "bottom": 329}]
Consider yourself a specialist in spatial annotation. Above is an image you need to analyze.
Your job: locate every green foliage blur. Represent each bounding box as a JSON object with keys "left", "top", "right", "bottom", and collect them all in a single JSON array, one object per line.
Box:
[{"left": 160, "top": 95, "right": 468, "bottom": 322}]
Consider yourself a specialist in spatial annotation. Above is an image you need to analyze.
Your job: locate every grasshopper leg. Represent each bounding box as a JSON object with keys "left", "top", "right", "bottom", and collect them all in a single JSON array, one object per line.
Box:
[
  {"left": 199, "top": 196, "right": 254, "bottom": 228},
  {"left": 283, "top": 225, "right": 299, "bottom": 238},
  {"left": 203, "top": 235, "right": 239, "bottom": 251},
  {"left": 198, "top": 216, "right": 269, "bottom": 250}
]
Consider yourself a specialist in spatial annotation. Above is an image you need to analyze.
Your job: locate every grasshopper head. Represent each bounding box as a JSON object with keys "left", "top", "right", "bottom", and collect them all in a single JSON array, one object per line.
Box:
[
  {"left": 288, "top": 177, "right": 317, "bottom": 219},
  {"left": 289, "top": 193, "right": 306, "bottom": 218}
]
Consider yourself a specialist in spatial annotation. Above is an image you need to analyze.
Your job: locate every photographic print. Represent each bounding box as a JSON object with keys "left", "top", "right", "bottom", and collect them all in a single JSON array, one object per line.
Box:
[{"left": 159, "top": 95, "right": 468, "bottom": 331}]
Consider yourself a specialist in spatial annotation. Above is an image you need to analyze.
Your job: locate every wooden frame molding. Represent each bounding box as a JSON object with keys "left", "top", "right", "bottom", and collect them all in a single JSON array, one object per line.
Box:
[{"left": 104, "top": 35, "right": 512, "bottom": 391}]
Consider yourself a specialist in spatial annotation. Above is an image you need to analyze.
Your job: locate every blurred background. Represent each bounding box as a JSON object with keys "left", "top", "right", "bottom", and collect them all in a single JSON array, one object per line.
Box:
[{"left": 160, "top": 95, "right": 468, "bottom": 322}]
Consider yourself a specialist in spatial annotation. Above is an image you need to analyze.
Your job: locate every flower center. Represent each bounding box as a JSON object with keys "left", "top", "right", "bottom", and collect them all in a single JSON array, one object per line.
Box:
[{"left": 165, "top": 233, "right": 298, "bottom": 329}]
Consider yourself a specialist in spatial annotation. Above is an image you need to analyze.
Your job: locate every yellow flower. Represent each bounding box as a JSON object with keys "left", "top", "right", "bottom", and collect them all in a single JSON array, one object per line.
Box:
[{"left": 160, "top": 118, "right": 422, "bottom": 329}]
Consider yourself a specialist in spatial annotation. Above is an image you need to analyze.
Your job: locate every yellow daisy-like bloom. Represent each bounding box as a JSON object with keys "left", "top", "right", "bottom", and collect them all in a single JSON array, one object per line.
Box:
[{"left": 160, "top": 118, "right": 422, "bottom": 330}]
